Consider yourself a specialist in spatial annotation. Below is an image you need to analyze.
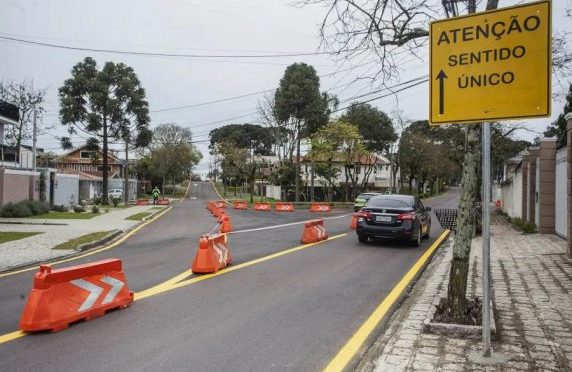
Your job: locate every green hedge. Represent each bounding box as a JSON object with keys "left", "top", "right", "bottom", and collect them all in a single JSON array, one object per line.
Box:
[{"left": 0, "top": 200, "right": 50, "bottom": 218}]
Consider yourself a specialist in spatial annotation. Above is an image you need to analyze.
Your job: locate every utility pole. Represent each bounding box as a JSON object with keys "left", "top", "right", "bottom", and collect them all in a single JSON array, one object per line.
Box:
[
  {"left": 482, "top": 121, "right": 491, "bottom": 357},
  {"left": 32, "top": 109, "right": 37, "bottom": 172}
]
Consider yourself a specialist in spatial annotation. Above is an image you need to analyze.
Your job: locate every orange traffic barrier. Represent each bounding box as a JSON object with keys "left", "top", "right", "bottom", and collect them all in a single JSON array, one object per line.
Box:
[
  {"left": 192, "top": 234, "right": 233, "bottom": 274},
  {"left": 350, "top": 213, "right": 360, "bottom": 230},
  {"left": 219, "top": 214, "right": 234, "bottom": 233},
  {"left": 207, "top": 201, "right": 217, "bottom": 211},
  {"left": 254, "top": 202, "right": 271, "bottom": 211},
  {"left": 300, "top": 218, "right": 328, "bottom": 244},
  {"left": 135, "top": 199, "right": 150, "bottom": 206},
  {"left": 233, "top": 200, "right": 248, "bottom": 210},
  {"left": 19, "top": 259, "right": 134, "bottom": 332},
  {"left": 157, "top": 198, "right": 170, "bottom": 206},
  {"left": 212, "top": 206, "right": 223, "bottom": 218},
  {"left": 216, "top": 200, "right": 227, "bottom": 209},
  {"left": 310, "top": 202, "right": 332, "bottom": 212},
  {"left": 275, "top": 202, "right": 294, "bottom": 212}
]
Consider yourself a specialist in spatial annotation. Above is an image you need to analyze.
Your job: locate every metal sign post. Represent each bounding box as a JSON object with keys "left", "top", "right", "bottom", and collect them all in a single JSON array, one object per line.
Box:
[{"left": 482, "top": 122, "right": 491, "bottom": 357}]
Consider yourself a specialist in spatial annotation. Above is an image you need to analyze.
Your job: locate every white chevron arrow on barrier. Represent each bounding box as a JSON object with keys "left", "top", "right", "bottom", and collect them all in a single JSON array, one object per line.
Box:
[{"left": 70, "top": 276, "right": 125, "bottom": 312}]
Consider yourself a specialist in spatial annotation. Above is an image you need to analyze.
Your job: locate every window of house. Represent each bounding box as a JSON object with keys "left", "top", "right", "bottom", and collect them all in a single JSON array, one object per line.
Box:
[{"left": 80, "top": 151, "right": 95, "bottom": 159}]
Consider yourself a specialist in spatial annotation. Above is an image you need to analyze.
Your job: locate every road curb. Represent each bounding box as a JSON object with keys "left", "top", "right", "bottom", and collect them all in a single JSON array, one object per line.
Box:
[{"left": 0, "top": 206, "right": 173, "bottom": 277}]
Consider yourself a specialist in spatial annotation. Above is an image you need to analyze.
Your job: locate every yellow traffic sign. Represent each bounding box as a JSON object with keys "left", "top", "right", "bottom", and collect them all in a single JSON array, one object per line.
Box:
[{"left": 429, "top": 1, "right": 551, "bottom": 125}]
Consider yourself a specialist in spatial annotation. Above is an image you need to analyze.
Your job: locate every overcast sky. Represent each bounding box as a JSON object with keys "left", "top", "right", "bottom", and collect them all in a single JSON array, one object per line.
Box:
[{"left": 1, "top": 0, "right": 571, "bottom": 176}]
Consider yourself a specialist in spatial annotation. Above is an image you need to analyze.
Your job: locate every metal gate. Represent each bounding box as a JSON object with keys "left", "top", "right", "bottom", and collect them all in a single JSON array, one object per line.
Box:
[{"left": 555, "top": 148, "right": 567, "bottom": 238}]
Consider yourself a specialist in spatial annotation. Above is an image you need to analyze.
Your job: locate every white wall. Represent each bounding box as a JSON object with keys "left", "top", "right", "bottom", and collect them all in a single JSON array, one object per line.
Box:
[
  {"left": 555, "top": 148, "right": 567, "bottom": 238},
  {"left": 265, "top": 185, "right": 281, "bottom": 200},
  {"left": 500, "top": 164, "right": 523, "bottom": 219},
  {"left": 54, "top": 174, "right": 79, "bottom": 207}
]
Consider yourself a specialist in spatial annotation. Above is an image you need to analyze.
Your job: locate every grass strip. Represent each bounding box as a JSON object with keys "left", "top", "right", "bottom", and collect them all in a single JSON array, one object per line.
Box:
[
  {"left": 30, "top": 211, "right": 100, "bottom": 220},
  {"left": 53, "top": 231, "right": 112, "bottom": 250},
  {"left": 0, "top": 232, "right": 42, "bottom": 244},
  {"left": 125, "top": 212, "right": 151, "bottom": 221}
]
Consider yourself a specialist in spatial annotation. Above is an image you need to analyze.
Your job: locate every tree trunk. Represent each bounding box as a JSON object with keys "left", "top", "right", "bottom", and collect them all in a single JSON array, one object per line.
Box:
[
  {"left": 172, "top": 176, "right": 176, "bottom": 196},
  {"left": 124, "top": 141, "right": 129, "bottom": 206},
  {"left": 447, "top": 124, "right": 480, "bottom": 318},
  {"left": 102, "top": 116, "right": 109, "bottom": 204},
  {"left": 249, "top": 167, "right": 255, "bottom": 203},
  {"left": 295, "top": 121, "right": 301, "bottom": 202}
]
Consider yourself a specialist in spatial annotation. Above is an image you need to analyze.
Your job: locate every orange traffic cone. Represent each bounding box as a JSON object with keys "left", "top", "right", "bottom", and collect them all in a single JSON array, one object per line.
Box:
[
  {"left": 219, "top": 215, "right": 234, "bottom": 233},
  {"left": 350, "top": 213, "right": 360, "bottom": 230}
]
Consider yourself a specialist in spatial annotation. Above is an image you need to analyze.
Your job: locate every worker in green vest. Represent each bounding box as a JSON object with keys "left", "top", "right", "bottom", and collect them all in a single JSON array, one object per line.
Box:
[{"left": 152, "top": 186, "right": 161, "bottom": 205}]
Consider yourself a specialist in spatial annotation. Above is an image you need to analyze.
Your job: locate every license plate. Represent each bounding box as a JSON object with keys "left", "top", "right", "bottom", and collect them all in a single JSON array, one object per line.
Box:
[{"left": 376, "top": 215, "right": 392, "bottom": 222}]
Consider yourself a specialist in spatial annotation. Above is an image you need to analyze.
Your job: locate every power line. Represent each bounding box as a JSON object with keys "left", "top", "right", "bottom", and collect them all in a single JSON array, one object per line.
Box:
[
  {"left": 149, "top": 60, "right": 377, "bottom": 114},
  {"left": 0, "top": 35, "right": 330, "bottom": 59}
]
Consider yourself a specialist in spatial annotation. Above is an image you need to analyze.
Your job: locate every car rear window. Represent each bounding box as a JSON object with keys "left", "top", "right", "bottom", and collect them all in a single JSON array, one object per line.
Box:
[
  {"left": 358, "top": 194, "right": 374, "bottom": 201},
  {"left": 367, "top": 197, "right": 412, "bottom": 209}
]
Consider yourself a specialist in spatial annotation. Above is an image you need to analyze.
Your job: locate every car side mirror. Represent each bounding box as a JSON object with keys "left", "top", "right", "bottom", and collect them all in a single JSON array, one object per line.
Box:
[{"left": 425, "top": 207, "right": 431, "bottom": 212}]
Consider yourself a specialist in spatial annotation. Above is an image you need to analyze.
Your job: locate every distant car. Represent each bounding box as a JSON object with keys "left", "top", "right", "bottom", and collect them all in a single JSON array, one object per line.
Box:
[
  {"left": 108, "top": 189, "right": 123, "bottom": 200},
  {"left": 354, "top": 192, "right": 381, "bottom": 211},
  {"left": 356, "top": 194, "right": 431, "bottom": 246}
]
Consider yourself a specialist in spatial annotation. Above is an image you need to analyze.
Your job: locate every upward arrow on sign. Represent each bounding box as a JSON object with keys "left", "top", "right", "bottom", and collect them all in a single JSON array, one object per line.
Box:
[{"left": 436, "top": 70, "right": 447, "bottom": 115}]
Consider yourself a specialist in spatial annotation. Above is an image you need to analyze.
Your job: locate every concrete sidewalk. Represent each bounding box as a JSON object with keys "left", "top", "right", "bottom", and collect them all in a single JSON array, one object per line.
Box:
[
  {"left": 359, "top": 216, "right": 572, "bottom": 371},
  {"left": 0, "top": 206, "right": 164, "bottom": 272}
]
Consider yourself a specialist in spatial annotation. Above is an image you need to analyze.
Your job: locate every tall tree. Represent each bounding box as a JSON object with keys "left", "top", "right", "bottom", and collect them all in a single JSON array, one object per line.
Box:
[
  {"left": 59, "top": 57, "right": 150, "bottom": 204},
  {"left": 310, "top": 120, "right": 366, "bottom": 201},
  {"left": 544, "top": 83, "right": 572, "bottom": 148},
  {"left": 209, "top": 124, "right": 274, "bottom": 155},
  {"left": 341, "top": 102, "right": 397, "bottom": 189},
  {"left": 274, "top": 63, "right": 330, "bottom": 202},
  {"left": 0, "top": 80, "right": 46, "bottom": 157},
  {"left": 149, "top": 123, "right": 202, "bottom": 194}
]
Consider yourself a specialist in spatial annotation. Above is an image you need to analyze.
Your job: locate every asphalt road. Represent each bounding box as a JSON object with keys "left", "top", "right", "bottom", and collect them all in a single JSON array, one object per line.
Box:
[{"left": 0, "top": 183, "right": 459, "bottom": 371}]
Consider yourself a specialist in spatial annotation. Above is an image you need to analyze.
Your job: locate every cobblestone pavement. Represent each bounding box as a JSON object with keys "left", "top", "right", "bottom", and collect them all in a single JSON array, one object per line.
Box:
[
  {"left": 0, "top": 206, "right": 164, "bottom": 271},
  {"left": 361, "top": 216, "right": 572, "bottom": 372}
]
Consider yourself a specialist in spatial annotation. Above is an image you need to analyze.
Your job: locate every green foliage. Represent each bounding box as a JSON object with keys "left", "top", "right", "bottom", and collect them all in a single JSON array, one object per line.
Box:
[
  {"left": 58, "top": 57, "right": 150, "bottom": 204},
  {"left": 23, "top": 200, "right": 50, "bottom": 215},
  {"left": 399, "top": 120, "right": 463, "bottom": 194},
  {"left": 111, "top": 198, "right": 120, "bottom": 207},
  {"left": 209, "top": 124, "right": 274, "bottom": 155},
  {"left": 39, "top": 172, "right": 47, "bottom": 203},
  {"left": 0, "top": 202, "right": 32, "bottom": 218},
  {"left": 91, "top": 205, "right": 100, "bottom": 213},
  {"left": 341, "top": 102, "right": 396, "bottom": 153},
  {"left": 0, "top": 200, "right": 49, "bottom": 218},
  {"left": 145, "top": 123, "right": 203, "bottom": 195},
  {"left": 52, "top": 204, "right": 67, "bottom": 212},
  {"left": 544, "top": 83, "right": 572, "bottom": 148},
  {"left": 73, "top": 205, "right": 86, "bottom": 213},
  {"left": 274, "top": 63, "right": 330, "bottom": 135},
  {"left": 310, "top": 120, "right": 366, "bottom": 201},
  {"left": 507, "top": 217, "right": 537, "bottom": 234}
]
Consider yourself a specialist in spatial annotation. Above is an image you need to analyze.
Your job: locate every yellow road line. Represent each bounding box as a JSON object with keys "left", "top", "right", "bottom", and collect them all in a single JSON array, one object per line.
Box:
[
  {"left": 0, "top": 233, "right": 347, "bottom": 345},
  {"left": 209, "top": 180, "right": 231, "bottom": 205},
  {"left": 0, "top": 331, "right": 27, "bottom": 344},
  {"left": 136, "top": 233, "right": 347, "bottom": 300},
  {"left": 323, "top": 230, "right": 451, "bottom": 372},
  {"left": 0, "top": 206, "right": 172, "bottom": 279}
]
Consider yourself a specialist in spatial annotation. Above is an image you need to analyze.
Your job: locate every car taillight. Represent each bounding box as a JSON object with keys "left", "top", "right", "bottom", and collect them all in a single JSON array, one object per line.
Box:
[
  {"left": 361, "top": 211, "right": 372, "bottom": 219},
  {"left": 397, "top": 213, "right": 415, "bottom": 221}
]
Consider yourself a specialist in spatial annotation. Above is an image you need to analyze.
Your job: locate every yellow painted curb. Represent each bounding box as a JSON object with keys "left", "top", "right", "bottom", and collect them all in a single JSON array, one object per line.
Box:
[{"left": 323, "top": 230, "right": 451, "bottom": 372}]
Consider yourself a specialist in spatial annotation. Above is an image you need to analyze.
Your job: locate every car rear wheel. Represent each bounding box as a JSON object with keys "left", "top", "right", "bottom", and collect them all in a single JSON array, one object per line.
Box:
[
  {"left": 424, "top": 225, "right": 431, "bottom": 239},
  {"left": 412, "top": 228, "right": 421, "bottom": 246},
  {"left": 357, "top": 234, "right": 368, "bottom": 243}
]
